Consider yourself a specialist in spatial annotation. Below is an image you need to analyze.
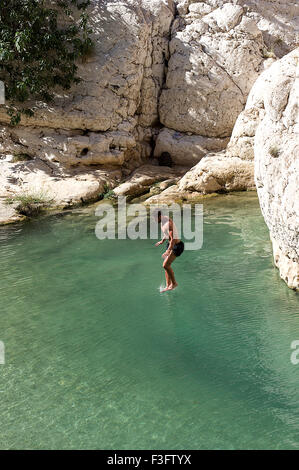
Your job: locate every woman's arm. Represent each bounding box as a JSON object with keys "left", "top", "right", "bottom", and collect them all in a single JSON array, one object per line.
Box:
[
  {"left": 167, "top": 227, "right": 175, "bottom": 252},
  {"left": 162, "top": 227, "right": 174, "bottom": 257},
  {"left": 155, "top": 236, "right": 166, "bottom": 247}
]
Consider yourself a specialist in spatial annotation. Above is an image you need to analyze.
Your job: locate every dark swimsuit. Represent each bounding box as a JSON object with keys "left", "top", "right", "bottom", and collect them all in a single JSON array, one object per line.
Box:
[{"left": 166, "top": 240, "right": 185, "bottom": 257}]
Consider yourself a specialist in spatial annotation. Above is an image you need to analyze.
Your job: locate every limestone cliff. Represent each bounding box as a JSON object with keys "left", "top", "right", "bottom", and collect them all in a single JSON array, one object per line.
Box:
[
  {"left": 1, "top": 0, "right": 298, "bottom": 176},
  {"left": 0, "top": 0, "right": 176, "bottom": 210},
  {"left": 254, "top": 50, "right": 299, "bottom": 290},
  {"left": 219, "top": 48, "right": 298, "bottom": 290},
  {"left": 0, "top": 0, "right": 175, "bottom": 168}
]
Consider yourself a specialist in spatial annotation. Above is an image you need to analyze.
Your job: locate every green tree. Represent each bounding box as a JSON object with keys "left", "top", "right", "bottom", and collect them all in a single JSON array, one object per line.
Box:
[{"left": 0, "top": 0, "right": 93, "bottom": 125}]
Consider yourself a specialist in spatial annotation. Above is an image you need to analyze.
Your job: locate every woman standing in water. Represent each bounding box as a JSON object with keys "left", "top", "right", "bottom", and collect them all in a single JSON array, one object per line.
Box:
[{"left": 154, "top": 210, "right": 184, "bottom": 292}]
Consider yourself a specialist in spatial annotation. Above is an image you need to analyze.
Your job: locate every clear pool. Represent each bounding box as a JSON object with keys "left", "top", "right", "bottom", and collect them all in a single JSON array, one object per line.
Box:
[{"left": 0, "top": 193, "right": 298, "bottom": 449}]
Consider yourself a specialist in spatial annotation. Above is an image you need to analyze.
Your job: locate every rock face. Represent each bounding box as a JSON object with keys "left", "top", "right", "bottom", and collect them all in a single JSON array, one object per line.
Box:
[
  {"left": 1, "top": 0, "right": 298, "bottom": 171},
  {"left": 237, "top": 0, "right": 299, "bottom": 58},
  {"left": 0, "top": 0, "right": 176, "bottom": 167},
  {"left": 253, "top": 49, "right": 299, "bottom": 290},
  {"left": 0, "top": 0, "right": 176, "bottom": 219},
  {"left": 159, "top": 3, "right": 264, "bottom": 138},
  {"left": 155, "top": 0, "right": 299, "bottom": 165},
  {"left": 226, "top": 106, "right": 262, "bottom": 160},
  {"left": 176, "top": 1, "right": 299, "bottom": 59},
  {"left": 154, "top": 128, "right": 229, "bottom": 166},
  {"left": 201, "top": 48, "right": 299, "bottom": 290},
  {"left": 212, "top": 47, "right": 299, "bottom": 290}
]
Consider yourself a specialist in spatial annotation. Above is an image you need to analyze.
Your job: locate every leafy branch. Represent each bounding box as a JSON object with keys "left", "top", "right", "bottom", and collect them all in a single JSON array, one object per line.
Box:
[{"left": 0, "top": 0, "right": 93, "bottom": 125}]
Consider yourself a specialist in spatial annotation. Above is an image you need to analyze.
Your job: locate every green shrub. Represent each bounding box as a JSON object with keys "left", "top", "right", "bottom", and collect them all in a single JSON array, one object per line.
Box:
[
  {"left": 11, "top": 153, "right": 33, "bottom": 163},
  {"left": 5, "top": 191, "right": 53, "bottom": 216},
  {"left": 269, "top": 146, "right": 280, "bottom": 158},
  {"left": 103, "top": 189, "right": 116, "bottom": 200},
  {"left": 262, "top": 47, "right": 276, "bottom": 59},
  {"left": 98, "top": 183, "right": 116, "bottom": 201},
  {"left": 0, "top": 0, "right": 93, "bottom": 125}
]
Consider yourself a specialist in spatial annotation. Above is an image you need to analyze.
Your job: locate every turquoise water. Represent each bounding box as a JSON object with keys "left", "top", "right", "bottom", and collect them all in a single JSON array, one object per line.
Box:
[{"left": 0, "top": 193, "right": 298, "bottom": 450}]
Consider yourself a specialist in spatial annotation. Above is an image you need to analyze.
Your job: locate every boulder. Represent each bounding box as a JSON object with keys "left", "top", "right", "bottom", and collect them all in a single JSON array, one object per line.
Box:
[
  {"left": 154, "top": 128, "right": 229, "bottom": 166},
  {"left": 113, "top": 164, "right": 187, "bottom": 197},
  {"left": 178, "top": 153, "right": 255, "bottom": 193}
]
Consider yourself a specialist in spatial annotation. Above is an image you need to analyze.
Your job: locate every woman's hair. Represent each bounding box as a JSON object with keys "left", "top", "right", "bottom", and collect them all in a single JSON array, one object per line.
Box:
[{"left": 153, "top": 210, "right": 162, "bottom": 220}]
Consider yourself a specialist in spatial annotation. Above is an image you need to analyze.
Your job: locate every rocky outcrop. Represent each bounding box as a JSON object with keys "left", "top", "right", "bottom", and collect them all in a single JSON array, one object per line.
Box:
[
  {"left": 206, "top": 47, "right": 299, "bottom": 290},
  {"left": 0, "top": 200, "right": 25, "bottom": 225},
  {"left": 113, "top": 164, "right": 187, "bottom": 197},
  {"left": 143, "top": 184, "right": 205, "bottom": 205},
  {"left": 143, "top": 151, "right": 255, "bottom": 204},
  {"left": 0, "top": 158, "right": 122, "bottom": 208},
  {"left": 178, "top": 153, "right": 255, "bottom": 193},
  {"left": 253, "top": 49, "right": 299, "bottom": 290}
]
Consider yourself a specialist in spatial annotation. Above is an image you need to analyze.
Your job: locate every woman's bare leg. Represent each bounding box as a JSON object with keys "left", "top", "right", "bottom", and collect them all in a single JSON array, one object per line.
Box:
[
  {"left": 168, "top": 266, "right": 177, "bottom": 288},
  {"left": 161, "top": 253, "right": 178, "bottom": 291},
  {"left": 165, "top": 268, "right": 171, "bottom": 288}
]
